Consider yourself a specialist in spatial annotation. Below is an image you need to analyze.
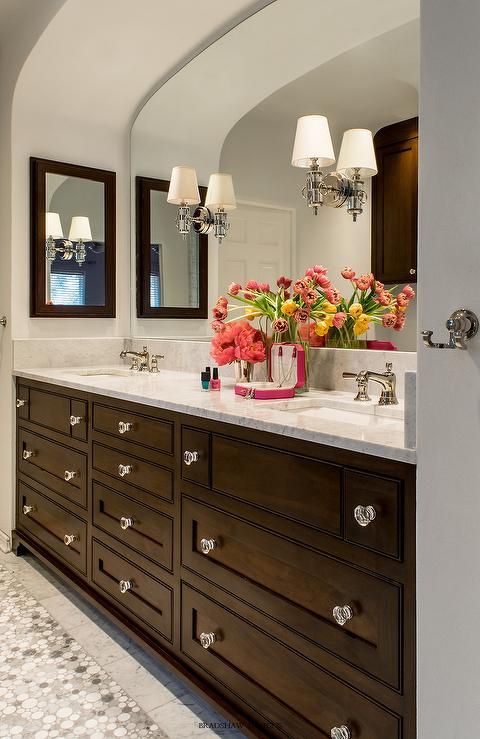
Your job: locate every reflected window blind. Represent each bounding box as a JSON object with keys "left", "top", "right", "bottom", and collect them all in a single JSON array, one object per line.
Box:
[
  {"left": 50, "top": 273, "right": 86, "bottom": 306},
  {"left": 150, "top": 274, "right": 161, "bottom": 308}
]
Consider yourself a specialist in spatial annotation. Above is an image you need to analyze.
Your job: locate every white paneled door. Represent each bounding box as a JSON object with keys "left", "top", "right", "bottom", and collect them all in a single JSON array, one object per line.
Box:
[{"left": 218, "top": 202, "right": 293, "bottom": 291}]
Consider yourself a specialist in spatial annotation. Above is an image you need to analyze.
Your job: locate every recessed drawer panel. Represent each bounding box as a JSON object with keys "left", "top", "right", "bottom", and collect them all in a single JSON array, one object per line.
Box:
[
  {"left": 344, "top": 470, "right": 402, "bottom": 559},
  {"left": 182, "top": 428, "right": 210, "bottom": 487},
  {"left": 28, "top": 387, "right": 87, "bottom": 441},
  {"left": 211, "top": 435, "right": 341, "bottom": 534},
  {"left": 93, "top": 482, "right": 173, "bottom": 572},
  {"left": 93, "top": 403, "right": 173, "bottom": 455},
  {"left": 182, "top": 498, "right": 400, "bottom": 688},
  {"left": 17, "top": 481, "right": 87, "bottom": 574},
  {"left": 92, "top": 539, "right": 172, "bottom": 642},
  {"left": 181, "top": 583, "right": 400, "bottom": 739},
  {"left": 92, "top": 443, "right": 173, "bottom": 504},
  {"left": 18, "top": 429, "right": 87, "bottom": 509}
]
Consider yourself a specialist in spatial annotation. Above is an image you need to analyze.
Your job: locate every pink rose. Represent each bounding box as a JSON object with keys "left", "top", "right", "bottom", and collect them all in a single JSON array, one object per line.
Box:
[
  {"left": 374, "top": 280, "right": 385, "bottom": 294},
  {"left": 355, "top": 273, "right": 374, "bottom": 291},
  {"left": 211, "top": 320, "right": 225, "bottom": 333},
  {"left": 317, "top": 274, "right": 331, "bottom": 289},
  {"left": 245, "top": 279, "right": 259, "bottom": 291},
  {"left": 396, "top": 292, "right": 409, "bottom": 308},
  {"left": 375, "top": 291, "right": 393, "bottom": 306},
  {"left": 293, "top": 279, "right": 309, "bottom": 294},
  {"left": 403, "top": 284, "right": 416, "bottom": 299},
  {"left": 341, "top": 267, "right": 356, "bottom": 280},
  {"left": 258, "top": 282, "right": 270, "bottom": 293},
  {"left": 332, "top": 312, "right": 347, "bottom": 329},
  {"left": 294, "top": 308, "right": 310, "bottom": 324},
  {"left": 302, "top": 288, "right": 317, "bottom": 305},
  {"left": 272, "top": 318, "right": 289, "bottom": 334},
  {"left": 382, "top": 313, "right": 397, "bottom": 328},
  {"left": 325, "top": 287, "right": 342, "bottom": 305},
  {"left": 212, "top": 304, "right": 227, "bottom": 320},
  {"left": 228, "top": 282, "right": 242, "bottom": 296},
  {"left": 277, "top": 276, "right": 292, "bottom": 289}
]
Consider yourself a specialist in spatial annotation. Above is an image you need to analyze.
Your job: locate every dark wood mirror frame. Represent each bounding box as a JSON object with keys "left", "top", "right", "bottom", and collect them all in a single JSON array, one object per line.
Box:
[
  {"left": 30, "top": 157, "right": 116, "bottom": 317},
  {"left": 136, "top": 176, "right": 208, "bottom": 319}
]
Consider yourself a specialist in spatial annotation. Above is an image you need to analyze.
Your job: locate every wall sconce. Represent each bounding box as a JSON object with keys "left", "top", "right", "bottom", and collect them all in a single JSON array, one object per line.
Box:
[
  {"left": 167, "top": 166, "right": 236, "bottom": 243},
  {"left": 46, "top": 213, "right": 92, "bottom": 266},
  {"left": 291, "top": 116, "right": 378, "bottom": 222}
]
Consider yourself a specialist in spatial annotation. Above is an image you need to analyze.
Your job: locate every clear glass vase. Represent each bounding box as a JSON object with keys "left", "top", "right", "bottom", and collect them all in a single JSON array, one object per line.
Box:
[{"left": 326, "top": 325, "right": 362, "bottom": 349}]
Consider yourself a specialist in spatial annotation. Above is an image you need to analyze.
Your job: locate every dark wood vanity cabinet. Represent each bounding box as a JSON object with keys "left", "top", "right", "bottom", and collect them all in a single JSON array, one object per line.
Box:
[
  {"left": 372, "top": 117, "right": 418, "bottom": 284},
  {"left": 14, "top": 378, "right": 416, "bottom": 739}
]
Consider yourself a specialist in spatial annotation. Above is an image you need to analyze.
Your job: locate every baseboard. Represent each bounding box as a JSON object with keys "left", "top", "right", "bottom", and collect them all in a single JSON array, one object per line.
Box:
[{"left": 0, "top": 529, "right": 11, "bottom": 553}]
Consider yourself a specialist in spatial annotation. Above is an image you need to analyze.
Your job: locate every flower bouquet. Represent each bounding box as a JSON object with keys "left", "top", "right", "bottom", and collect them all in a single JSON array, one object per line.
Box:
[{"left": 210, "top": 318, "right": 266, "bottom": 382}]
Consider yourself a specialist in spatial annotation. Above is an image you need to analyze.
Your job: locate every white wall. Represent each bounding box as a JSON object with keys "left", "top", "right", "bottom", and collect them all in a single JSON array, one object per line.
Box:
[{"left": 417, "top": 0, "right": 480, "bottom": 735}]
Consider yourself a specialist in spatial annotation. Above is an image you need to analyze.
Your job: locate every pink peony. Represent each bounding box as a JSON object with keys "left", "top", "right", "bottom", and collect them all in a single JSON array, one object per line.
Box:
[
  {"left": 245, "top": 279, "right": 259, "bottom": 291},
  {"left": 375, "top": 291, "right": 393, "bottom": 306},
  {"left": 258, "top": 282, "right": 270, "bottom": 293},
  {"left": 332, "top": 312, "right": 347, "bottom": 329},
  {"left": 396, "top": 292, "right": 409, "bottom": 308},
  {"left": 374, "top": 280, "right": 385, "bottom": 294},
  {"left": 382, "top": 313, "right": 397, "bottom": 329},
  {"left": 302, "top": 288, "right": 317, "bottom": 305},
  {"left": 228, "top": 282, "right": 242, "bottom": 296},
  {"left": 341, "top": 267, "right": 356, "bottom": 280},
  {"left": 293, "top": 279, "right": 309, "bottom": 294},
  {"left": 211, "top": 320, "right": 225, "bottom": 333},
  {"left": 210, "top": 320, "right": 266, "bottom": 366},
  {"left": 212, "top": 304, "right": 227, "bottom": 320},
  {"left": 294, "top": 308, "right": 310, "bottom": 324},
  {"left": 277, "top": 276, "right": 292, "bottom": 289},
  {"left": 272, "top": 318, "right": 289, "bottom": 334},
  {"left": 325, "top": 287, "right": 342, "bottom": 305},
  {"left": 403, "top": 284, "right": 416, "bottom": 299},
  {"left": 355, "top": 273, "right": 374, "bottom": 291},
  {"left": 316, "top": 274, "right": 331, "bottom": 289}
]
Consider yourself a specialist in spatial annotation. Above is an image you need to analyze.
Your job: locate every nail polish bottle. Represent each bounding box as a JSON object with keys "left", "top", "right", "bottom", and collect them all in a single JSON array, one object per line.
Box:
[
  {"left": 201, "top": 371, "right": 210, "bottom": 391},
  {"left": 205, "top": 366, "right": 211, "bottom": 382},
  {"left": 210, "top": 367, "right": 221, "bottom": 391}
]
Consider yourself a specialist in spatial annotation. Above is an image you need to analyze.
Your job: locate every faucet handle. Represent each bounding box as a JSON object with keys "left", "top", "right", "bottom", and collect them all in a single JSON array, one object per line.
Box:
[
  {"left": 385, "top": 362, "right": 394, "bottom": 373},
  {"left": 342, "top": 371, "right": 358, "bottom": 379}
]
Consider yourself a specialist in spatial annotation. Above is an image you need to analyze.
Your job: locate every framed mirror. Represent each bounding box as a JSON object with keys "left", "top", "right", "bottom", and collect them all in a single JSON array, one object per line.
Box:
[
  {"left": 30, "top": 157, "right": 116, "bottom": 317},
  {"left": 136, "top": 176, "right": 208, "bottom": 318}
]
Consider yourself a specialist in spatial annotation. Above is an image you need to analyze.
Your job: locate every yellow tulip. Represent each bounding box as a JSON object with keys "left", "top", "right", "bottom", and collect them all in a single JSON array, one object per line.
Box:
[
  {"left": 245, "top": 307, "right": 261, "bottom": 321},
  {"left": 353, "top": 314, "right": 371, "bottom": 336},
  {"left": 323, "top": 301, "right": 337, "bottom": 314},
  {"left": 281, "top": 299, "right": 298, "bottom": 317},
  {"left": 349, "top": 303, "right": 363, "bottom": 319},
  {"left": 314, "top": 320, "right": 329, "bottom": 337},
  {"left": 324, "top": 314, "right": 335, "bottom": 327}
]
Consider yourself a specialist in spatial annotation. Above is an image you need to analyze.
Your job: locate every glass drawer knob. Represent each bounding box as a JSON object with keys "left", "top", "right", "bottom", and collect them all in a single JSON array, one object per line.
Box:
[
  {"left": 199, "top": 632, "right": 217, "bottom": 649},
  {"left": 118, "top": 464, "right": 133, "bottom": 477},
  {"left": 200, "top": 538, "right": 217, "bottom": 555},
  {"left": 410, "top": 268, "right": 416, "bottom": 275},
  {"left": 64, "top": 534, "right": 78, "bottom": 547},
  {"left": 23, "top": 505, "right": 36, "bottom": 515},
  {"left": 69, "top": 415, "right": 83, "bottom": 427},
  {"left": 183, "top": 450, "right": 199, "bottom": 466},
  {"left": 119, "top": 579, "right": 133, "bottom": 594},
  {"left": 16, "top": 399, "right": 26, "bottom": 408},
  {"left": 331, "top": 727, "right": 351, "bottom": 739},
  {"left": 120, "top": 516, "right": 134, "bottom": 530},
  {"left": 118, "top": 421, "right": 133, "bottom": 434},
  {"left": 64, "top": 470, "right": 78, "bottom": 482},
  {"left": 333, "top": 605, "right": 354, "bottom": 626},
  {"left": 354, "top": 505, "right": 376, "bottom": 527},
  {"left": 22, "top": 449, "right": 34, "bottom": 460}
]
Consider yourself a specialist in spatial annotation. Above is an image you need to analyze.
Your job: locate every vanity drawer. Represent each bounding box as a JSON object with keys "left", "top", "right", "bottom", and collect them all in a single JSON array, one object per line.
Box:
[
  {"left": 28, "top": 387, "right": 87, "bottom": 441},
  {"left": 92, "top": 443, "right": 173, "bottom": 504},
  {"left": 181, "top": 583, "right": 400, "bottom": 739},
  {"left": 211, "top": 435, "right": 341, "bottom": 534},
  {"left": 93, "top": 481, "right": 173, "bottom": 573},
  {"left": 182, "top": 427, "right": 210, "bottom": 487},
  {"left": 92, "top": 539, "right": 173, "bottom": 642},
  {"left": 344, "top": 470, "right": 402, "bottom": 559},
  {"left": 93, "top": 403, "right": 173, "bottom": 455},
  {"left": 18, "top": 429, "right": 87, "bottom": 509},
  {"left": 17, "top": 481, "right": 87, "bottom": 575},
  {"left": 182, "top": 497, "right": 400, "bottom": 688}
]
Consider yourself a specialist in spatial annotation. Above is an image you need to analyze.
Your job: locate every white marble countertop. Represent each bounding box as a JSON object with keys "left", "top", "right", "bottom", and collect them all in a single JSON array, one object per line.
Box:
[{"left": 13, "top": 366, "right": 416, "bottom": 464}]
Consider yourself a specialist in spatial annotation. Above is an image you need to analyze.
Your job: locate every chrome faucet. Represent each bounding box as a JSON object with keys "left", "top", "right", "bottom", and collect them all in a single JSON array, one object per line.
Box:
[
  {"left": 343, "top": 362, "right": 398, "bottom": 406},
  {"left": 119, "top": 346, "right": 164, "bottom": 373}
]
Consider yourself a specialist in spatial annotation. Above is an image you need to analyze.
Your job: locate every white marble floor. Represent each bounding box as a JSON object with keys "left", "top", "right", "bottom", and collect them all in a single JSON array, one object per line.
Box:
[{"left": 0, "top": 551, "right": 246, "bottom": 739}]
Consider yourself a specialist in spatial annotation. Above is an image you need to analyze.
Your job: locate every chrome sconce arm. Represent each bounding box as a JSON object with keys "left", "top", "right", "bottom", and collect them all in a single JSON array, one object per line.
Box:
[
  {"left": 45, "top": 236, "right": 88, "bottom": 266},
  {"left": 301, "top": 168, "right": 368, "bottom": 222},
  {"left": 422, "top": 309, "right": 479, "bottom": 350}
]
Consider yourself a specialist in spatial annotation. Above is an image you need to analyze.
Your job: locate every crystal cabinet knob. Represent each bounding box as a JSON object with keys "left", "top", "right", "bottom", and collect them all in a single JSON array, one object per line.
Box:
[
  {"left": 23, "top": 505, "right": 36, "bottom": 515},
  {"left": 120, "top": 516, "right": 134, "bottom": 530},
  {"left": 354, "top": 505, "right": 376, "bottom": 527},
  {"left": 118, "top": 464, "right": 133, "bottom": 478},
  {"left": 118, "top": 421, "right": 133, "bottom": 434},
  {"left": 199, "top": 632, "right": 217, "bottom": 649},
  {"left": 69, "top": 415, "right": 83, "bottom": 427},
  {"left": 64, "top": 470, "right": 78, "bottom": 482},
  {"left": 119, "top": 579, "right": 133, "bottom": 594},
  {"left": 16, "top": 399, "right": 26, "bottom": 408},
  {"left": 333, "top": 605, "right": 354, "bottom": 626},
  {"left": 331, "top": 726, "right": 351, "bottom": 739},
  {"left": 64, "top": 534, "right": 78, "bottom": 547},
  {"left": 200, "top": 538, "right": 217, "bottom": 555},
  {"left": 409, "top": 268, "right": 416, "bottom": 276},
  {"left": 22, "top": 449, "right": 34, "bottom": 460},
  {"left": 183, "top": 450, "right": 199, "bottom": 466}
]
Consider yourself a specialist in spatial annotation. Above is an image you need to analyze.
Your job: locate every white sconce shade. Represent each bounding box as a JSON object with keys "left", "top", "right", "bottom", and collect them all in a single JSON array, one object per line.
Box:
[
  {"left": 291, "top": 115, "right": 336, "bottom": 168},
  {"left": 337, "top": 129, "right": 378, "bottom": 178},
  {"left": 46, "top": 212, "right": 63, "bottom": 239},
  {"left": 167, "top": 166, "right": 201, "bottom": 205},
  {"left": 205, "top": 173, "right": 236, "bottom": 212},
  {"left": 69, "top": 216, "right": 92, "bottom": 242}
]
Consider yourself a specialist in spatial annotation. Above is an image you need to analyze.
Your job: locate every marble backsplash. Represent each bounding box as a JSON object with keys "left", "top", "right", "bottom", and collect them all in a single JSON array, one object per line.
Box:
[{"left": 13, "top": 338, "right": 127, "bottom": 369}]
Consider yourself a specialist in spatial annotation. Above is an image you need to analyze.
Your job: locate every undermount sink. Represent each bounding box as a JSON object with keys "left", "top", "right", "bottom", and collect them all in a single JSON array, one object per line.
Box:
[
  {"left": 260, "top": 395, "right": 403, "bottom": 425},
  {"left": 66, "top": 367, "right": 135, "bottom": 378}
]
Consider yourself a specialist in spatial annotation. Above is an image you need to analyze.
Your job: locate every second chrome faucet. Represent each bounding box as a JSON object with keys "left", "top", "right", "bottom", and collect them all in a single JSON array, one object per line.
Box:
[
  {"left": 343, "top": 362, "right": 398, "bottom": 406},
  {"left": 119, "top": 345, "right": 164, "bottom": 373}
]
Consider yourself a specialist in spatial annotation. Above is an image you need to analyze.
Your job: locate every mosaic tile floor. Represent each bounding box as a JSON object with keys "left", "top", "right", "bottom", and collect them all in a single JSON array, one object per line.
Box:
[{"left": 0, "top": 553, "right": 246, "bottom": 738}]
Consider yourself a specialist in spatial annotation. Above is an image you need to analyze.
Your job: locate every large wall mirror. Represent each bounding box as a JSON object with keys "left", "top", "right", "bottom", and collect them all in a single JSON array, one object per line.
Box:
[
  {"left": 136, "top": 177, "right": 208, "bottom": 318},
  {"left": 131, "top": 0, "right": 419, "bottom": 350},
  {"left": 31, "top": 157, "right": 116, "bottom": 317}
]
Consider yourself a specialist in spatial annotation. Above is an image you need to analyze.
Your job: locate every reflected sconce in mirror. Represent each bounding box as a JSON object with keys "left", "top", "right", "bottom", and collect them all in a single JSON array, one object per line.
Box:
[
  {"left": 167, "top": 166, "right": 236, "bottom": 243},
  {"left": 46, "top": 213, "right": 92, "bottom": 266},
  {"left": 291, "top": 116, "right": 378, "bottom": 222}
]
